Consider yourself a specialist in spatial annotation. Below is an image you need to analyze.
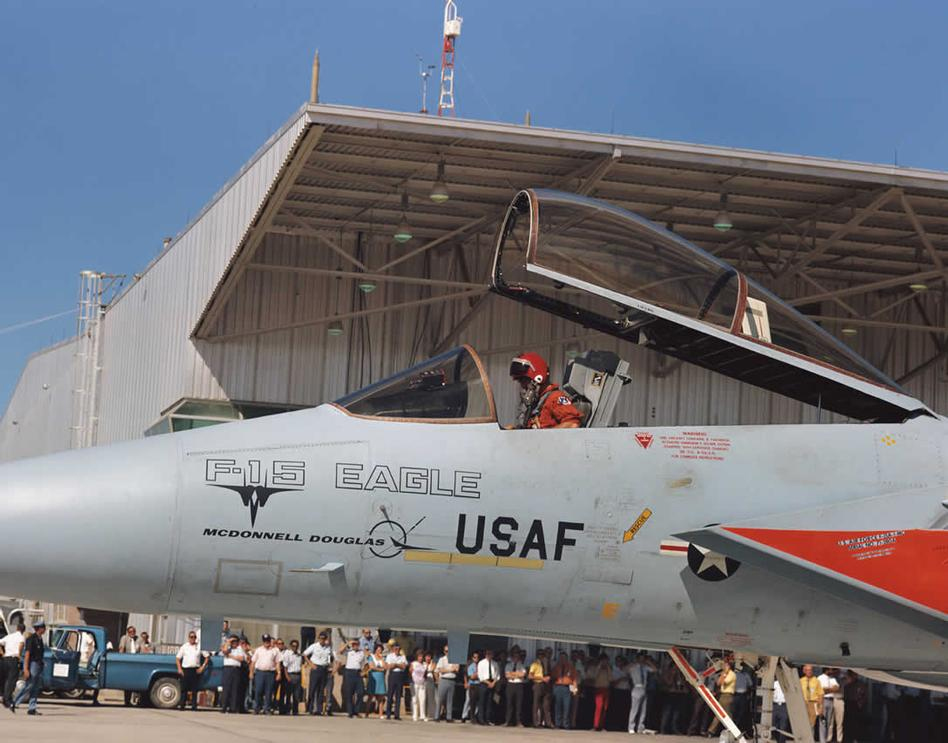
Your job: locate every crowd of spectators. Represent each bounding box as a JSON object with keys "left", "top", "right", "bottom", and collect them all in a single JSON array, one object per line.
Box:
[{"left": 1, "top": 620, "right": 946, "bottom": 740}]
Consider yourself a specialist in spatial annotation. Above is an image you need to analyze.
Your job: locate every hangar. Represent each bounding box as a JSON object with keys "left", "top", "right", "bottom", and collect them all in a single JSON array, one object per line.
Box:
[{"left": 4, "top": 101, "right": 948, "bottom": 637}]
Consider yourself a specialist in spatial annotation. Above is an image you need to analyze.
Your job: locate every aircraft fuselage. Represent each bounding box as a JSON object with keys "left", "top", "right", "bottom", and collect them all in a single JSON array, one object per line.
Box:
[{"left": 2, "top": 405, "right": 945, "bottom": 672}]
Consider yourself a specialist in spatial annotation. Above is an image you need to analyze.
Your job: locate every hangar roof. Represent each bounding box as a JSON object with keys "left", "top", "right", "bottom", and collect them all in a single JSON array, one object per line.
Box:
[{"left": 192, "top": 104, "right": 948, "bottom": 372}]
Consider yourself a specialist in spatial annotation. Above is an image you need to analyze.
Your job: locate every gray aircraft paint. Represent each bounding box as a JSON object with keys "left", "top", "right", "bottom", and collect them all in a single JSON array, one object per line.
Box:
[{"left": 1, "top": 402, "right": 944, "bottom": 672}]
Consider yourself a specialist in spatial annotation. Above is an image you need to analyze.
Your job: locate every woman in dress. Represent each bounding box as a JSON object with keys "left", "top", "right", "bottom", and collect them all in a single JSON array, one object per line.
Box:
[{"left": 366, "top": 643, "right": 387, "bottom": 718}]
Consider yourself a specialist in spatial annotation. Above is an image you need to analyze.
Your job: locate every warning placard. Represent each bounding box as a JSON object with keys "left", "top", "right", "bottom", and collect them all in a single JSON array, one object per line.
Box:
[{"left": 659, "top": 431, "right": 731, "bottom": 461}]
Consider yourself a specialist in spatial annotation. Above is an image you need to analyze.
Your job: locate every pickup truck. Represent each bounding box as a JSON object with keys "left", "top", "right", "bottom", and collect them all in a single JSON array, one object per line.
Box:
[{"left": 42, "top": 625, "right": 223, "bottom": 708}]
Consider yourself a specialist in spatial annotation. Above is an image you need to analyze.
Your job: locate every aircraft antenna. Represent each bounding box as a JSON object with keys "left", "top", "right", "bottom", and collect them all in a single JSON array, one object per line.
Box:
[
  {"left": 417, "top": 56, "right": 435, "bottom": 114},
  {"left": 437, "top": 0, "right": 462, "bottom": 116}
]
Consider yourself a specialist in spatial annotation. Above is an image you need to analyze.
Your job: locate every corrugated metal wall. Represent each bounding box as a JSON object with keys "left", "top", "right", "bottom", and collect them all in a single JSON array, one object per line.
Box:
[
  {"left": 0, "top": 338, "right": 77, "bottom": 462},
  {"left": 95, "top": 113, "right": 309, "bottom": 443}
]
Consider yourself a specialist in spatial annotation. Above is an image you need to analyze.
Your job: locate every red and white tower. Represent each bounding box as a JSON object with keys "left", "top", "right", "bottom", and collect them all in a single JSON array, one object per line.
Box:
[{"left": 437, "top": 0, "right": 462, "bottom": 116}]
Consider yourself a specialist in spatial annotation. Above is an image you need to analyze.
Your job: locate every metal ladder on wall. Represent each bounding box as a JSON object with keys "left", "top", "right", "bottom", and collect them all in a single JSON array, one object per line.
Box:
[{"left": 70, "top": 271, "right": 124, "bottom": 449}]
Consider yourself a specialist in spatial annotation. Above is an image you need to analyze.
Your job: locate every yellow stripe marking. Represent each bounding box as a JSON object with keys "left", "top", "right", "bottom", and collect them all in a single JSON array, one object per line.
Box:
[
  {"left": 404, "top": 550, "right": 451, "bottom": 564},
  {"left": 403, "top": 550, "right": 544, "bottom": 570}
]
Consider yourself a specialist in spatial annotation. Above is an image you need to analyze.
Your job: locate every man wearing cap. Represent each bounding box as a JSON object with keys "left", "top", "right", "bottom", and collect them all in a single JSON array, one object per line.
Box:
[
  {"left": 303, "top": 631, "right": 333, "bottom": 715},
  {"left": 250, "top": 634, "right": 282, "bottom": 714},
  {"left": 339, "top": 637, "right": 367, "bottom": 718},
  {"left": 385, "top": 642, "right": 408, "bottom": 720},
  {"left": 280, "top": 639, "right": 304, "bottom": 715},
  {"left": 220, "top": 634, "right": 246, "bottom": 714},
  {"left": 176, "top": 630, "right": 210, "bottom": 711},
  {"left": 10, "top": 620, "right": 46, "bottom": 715}
]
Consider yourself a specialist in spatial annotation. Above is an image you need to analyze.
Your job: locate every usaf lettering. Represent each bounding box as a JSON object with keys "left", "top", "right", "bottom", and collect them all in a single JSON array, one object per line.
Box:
[{"left": 455, "top": 514, "right": 584, "bottom": 560}]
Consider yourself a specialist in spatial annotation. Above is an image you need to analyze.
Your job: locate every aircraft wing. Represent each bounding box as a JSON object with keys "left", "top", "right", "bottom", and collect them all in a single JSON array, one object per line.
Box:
[{"left": 675, "top": 520, "right": 948, "bottom": 638}]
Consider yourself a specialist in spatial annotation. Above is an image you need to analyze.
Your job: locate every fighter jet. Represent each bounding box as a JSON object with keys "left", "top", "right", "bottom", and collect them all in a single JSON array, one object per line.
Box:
[{"left": 1, "top": 189, "right": 945, "bottom": 700}]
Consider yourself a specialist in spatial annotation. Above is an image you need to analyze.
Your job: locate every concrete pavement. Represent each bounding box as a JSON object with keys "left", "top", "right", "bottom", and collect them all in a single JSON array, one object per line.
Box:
[{"left": 2, "top": 697, "right": 703, "bottom": 743}]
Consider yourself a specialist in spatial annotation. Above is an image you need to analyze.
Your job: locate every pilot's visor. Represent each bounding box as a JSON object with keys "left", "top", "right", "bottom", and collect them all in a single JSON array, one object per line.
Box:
[{"left": 509, "top": 359, "right": 533, "bottom": 378}]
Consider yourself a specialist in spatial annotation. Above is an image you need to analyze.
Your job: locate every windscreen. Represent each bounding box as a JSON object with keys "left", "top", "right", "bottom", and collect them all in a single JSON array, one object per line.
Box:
[{"left": 334, "top": 346, "right": 496, "bottom": 422}]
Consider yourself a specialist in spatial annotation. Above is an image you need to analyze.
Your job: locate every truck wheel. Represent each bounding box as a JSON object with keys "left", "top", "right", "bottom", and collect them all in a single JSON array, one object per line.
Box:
[{"left": 149, "top": 677, "right": 181, "bottom": 709}]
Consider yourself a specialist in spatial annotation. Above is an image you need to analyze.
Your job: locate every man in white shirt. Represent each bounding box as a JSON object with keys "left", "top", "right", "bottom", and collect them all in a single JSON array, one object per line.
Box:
[
  {"left": 773, "top": 680, "right": 789, "bottom": 743},
  {"left": 385, "top": 643, "right": 408, "bottom": 720},
  {"left": 303, "top": 631, "right": 333, "bottom": 715},
  {"left": 281, "top": 639, "right": 303, "bottom": 715},
  {"left": 434, "top": 643, "right": 459, "bottom": 722},
  {"left": 476, "top": 649, "right": 500, "bottom": 725},
  {"left": 504, "top": 649, "right": 527, "bottom": 726},
  {"left": 175, "top": 631, "right": 209, "bottom": 711},
  {"left": 818, "top": 667, "right": 844, "bottom": 743},
  {"left": 0, "top": 622, "right": 25, "bottom": 708},
  {"left": 249, "top": 634, "right": 282, "bottom": 714},
  {"left": 339, "top": 638, "right": 367, "bottom": 718},
  {"left": 220, "top": 634, "right": 246, "bottom": 714}
]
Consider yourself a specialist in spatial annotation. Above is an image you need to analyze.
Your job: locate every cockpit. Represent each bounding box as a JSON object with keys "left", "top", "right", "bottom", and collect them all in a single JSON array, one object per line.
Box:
[
  {"left": 333, "top": 344, "right": 631, "bottom": 428},
  {"left": 334, "top": 346, "right": 498, "bottom": 424}
]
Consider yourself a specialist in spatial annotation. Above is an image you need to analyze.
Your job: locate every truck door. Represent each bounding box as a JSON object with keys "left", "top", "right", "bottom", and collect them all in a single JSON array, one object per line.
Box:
[{"left": 44, "top": 628, "right": 81, "bottom": 690}]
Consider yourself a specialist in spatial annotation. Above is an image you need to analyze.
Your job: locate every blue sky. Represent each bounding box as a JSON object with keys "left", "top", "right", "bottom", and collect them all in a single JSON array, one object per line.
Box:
[{"left": 2, "top": 0, "right": 948, "bottom": 406}]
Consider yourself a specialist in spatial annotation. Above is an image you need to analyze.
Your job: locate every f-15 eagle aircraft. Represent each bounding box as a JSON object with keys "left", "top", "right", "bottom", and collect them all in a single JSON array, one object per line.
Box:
[{"left": 1, "top": 190, "right": 945, "bottom": 701}]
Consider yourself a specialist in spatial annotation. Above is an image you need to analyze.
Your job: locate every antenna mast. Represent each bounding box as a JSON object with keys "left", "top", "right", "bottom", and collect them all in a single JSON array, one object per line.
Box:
[
  {"left": 417, "top": 56, "right": 435, "bottom": 114},
  {"left": 437, "top": 0, "right": 462, "bottom": 116}
]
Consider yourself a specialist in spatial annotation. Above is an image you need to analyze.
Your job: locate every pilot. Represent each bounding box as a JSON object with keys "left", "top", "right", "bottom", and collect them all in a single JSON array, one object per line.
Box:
[{"left": 509, "top": 353, "right": 582, "bottom": 429}]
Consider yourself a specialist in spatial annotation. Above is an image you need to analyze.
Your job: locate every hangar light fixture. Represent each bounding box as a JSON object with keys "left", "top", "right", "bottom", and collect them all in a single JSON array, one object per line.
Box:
[
  {"left": 357, "top": 278, "right": 377, "bottom": 293},
  {"left": 841, "top": 327, "right": 858, "bottom": 336},
  {"left": 909, "top": 281, "right": 929, "bottom": 292},
  {"left": 713, "top": 193, "right": 733, "bottom": 232},
  {"left": 327, "top": 318, "right": 344, "bottom": 336},
  {"left": 429, "top": 161, "right": 450, "bottom": 203},
  {"left": 394, "top": 191, "right": 413, "bottom": 243}
]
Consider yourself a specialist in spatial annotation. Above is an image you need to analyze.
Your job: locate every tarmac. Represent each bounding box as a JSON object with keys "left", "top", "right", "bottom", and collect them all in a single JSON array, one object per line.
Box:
[{"left": 1, "top": 694, "right": 700, "bottom": 743}]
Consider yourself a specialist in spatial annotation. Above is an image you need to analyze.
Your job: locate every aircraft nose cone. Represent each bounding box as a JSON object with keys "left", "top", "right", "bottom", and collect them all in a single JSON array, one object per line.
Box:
[{"left": 0, "top": 436, "right": 179, "bottom": 612}]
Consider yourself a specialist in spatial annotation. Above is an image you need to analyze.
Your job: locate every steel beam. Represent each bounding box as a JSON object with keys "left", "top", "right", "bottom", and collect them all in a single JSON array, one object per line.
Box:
[
  {"left": 207, "top": 289, "right": 485, "bottom": 343},
  {"left": 194, "top": 124, "right": 325, "bottom": 338},
  {"left": 246, "top": 263, "right": 482, "bottom": 290},
  {"left": 280, "top": 213, "right": 369, "bottom": 271},
  {"left": 798, "top": 272, "right": 862, "bottom": 318},
  {"left": 788, "top": 268, "right": 944, "bottom": 306},
  {"left": 778, "top": 187, "right": 901, "bottom": 277},
  {"left": 897, "top": 346, "right": 948, "bottom": 385},
  {"left": 805, "top": 314, "right": 948, "bottom": 334},
  {"left": 899, "top": 192, "right": 945, "bottom": 271}
]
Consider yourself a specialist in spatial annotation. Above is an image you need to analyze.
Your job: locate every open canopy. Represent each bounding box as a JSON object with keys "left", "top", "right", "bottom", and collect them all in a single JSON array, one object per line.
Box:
[{"left": 491, "top": 189, "right": 932, "bottom": 422}]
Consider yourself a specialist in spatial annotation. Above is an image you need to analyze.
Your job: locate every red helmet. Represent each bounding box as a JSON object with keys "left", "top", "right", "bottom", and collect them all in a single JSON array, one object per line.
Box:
[{"left": 510, "top": 352, "right": 549, "bottom": 385}]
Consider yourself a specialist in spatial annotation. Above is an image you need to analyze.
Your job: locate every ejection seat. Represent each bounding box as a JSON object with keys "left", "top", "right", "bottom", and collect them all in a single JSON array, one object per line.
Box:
[{"left": 561, "top": 350, "right": 631, "bottom": 427}]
